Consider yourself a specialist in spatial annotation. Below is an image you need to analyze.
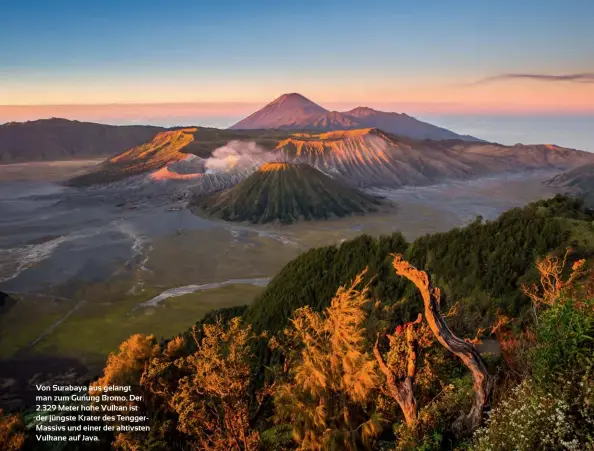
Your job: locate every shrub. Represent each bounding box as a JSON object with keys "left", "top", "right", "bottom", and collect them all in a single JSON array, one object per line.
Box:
[
  {"left": 530, "top": 296, "right": 594, "bottom": 387},
  {"left": 273, "top": 271, "right": 383, "bottom": 450},
  {"left": 472, "top": 380, "right": 583, "bottom": 451},
  {"left": 0, "top": 410, "right": 24, "bottom": 451}
]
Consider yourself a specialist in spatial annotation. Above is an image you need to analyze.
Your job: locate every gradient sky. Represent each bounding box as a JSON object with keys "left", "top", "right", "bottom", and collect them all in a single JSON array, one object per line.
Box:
[{"left": 1, "top": 0, "right": 593, "bottom": 125}]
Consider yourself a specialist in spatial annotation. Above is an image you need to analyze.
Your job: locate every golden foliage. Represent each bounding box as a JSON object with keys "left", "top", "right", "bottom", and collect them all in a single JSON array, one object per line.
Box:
[
  {"left": 275, "top": 270, "right": 382, "bottom": 450},
  {"left": 111, "top": 432, "right": 143, "bottom": 451},
  {"left": 89, "top": 334, "right": 159, "bottom": 450},
  {"left": 169, "top": 318, "right": 264, "bottom": 451},
  {"left": 92, "top": 333, "right": 159, "bottom": 390},
  {"left": 0, "top": 409, "right": 24, "bottom": 451},
  {"left": 521, "top": 247, "right": 586, "bottom": 308},
  {"left": 386, "top": 316, "right": 439, "bottom": 391}
]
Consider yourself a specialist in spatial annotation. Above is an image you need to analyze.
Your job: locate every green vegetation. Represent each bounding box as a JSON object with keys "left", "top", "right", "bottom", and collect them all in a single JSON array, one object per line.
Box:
[
  {"left": 244, "top": 232, "right": 409, "bottom": 331},
  {"left": 472, "top": 284, "right": 594, "bottom": 450},
  {"left": 247, "top": 195, "right": 594, "bottom": 335},
  {"left": 194, "top": 163, "right": 378, "bottom": 224},
  {"left": 4, "top": 195, "right": 594, "bottom": 450}
]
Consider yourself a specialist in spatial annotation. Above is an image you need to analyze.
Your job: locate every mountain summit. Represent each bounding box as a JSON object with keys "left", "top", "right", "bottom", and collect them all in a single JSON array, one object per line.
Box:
[
  {"left": 229, "top": 93, "right": 327, "bottom": 130},
  {"left": 229, "top": 93, "right": 482, "bottom": 141}
]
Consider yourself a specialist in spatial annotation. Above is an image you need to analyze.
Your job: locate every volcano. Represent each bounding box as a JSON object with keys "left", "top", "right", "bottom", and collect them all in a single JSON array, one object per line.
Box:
[
  {"left": 229, "top": 93, "right": 482, "bottom": 141},
  {"left": 229, "top": 93, "right": 328, "bottom": 130},
  {"left": 193, "top": 162, "right": 378, "bottom": 224}
]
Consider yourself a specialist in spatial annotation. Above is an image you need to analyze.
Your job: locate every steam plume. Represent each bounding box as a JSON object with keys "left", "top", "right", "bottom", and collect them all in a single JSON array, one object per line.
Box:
[{"left": 204, "top": 141, "right": 275, "bottom": 173}]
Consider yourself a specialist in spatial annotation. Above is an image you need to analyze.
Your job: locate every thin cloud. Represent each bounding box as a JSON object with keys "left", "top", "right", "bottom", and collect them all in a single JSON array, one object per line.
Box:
[{"left": 472, "top": 73, "right": 594, "bottom": 85}]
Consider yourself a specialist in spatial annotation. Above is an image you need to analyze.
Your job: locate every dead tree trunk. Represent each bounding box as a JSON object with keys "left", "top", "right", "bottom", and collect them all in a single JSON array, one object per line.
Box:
[
  {"left": 373, "top": 320, "right": 419, "bottom": 428},
  {"left": 392, "top": 254, "right": 493, "bottom": 437}
]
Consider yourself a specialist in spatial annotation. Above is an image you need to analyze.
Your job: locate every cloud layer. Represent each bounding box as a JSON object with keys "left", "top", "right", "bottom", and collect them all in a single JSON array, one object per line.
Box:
[{"left": 474, "top": 73, "right": 594, "bottom": 84}]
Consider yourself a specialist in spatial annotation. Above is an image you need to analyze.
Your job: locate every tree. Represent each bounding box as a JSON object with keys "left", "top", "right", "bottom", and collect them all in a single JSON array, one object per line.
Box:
[
  {"left": 169, "top": 318, "right": 267, "bottom": 451},
  {"left": 521, "top": 247, "right": 586, "bottom": 309},
  {"left": 274, "top": 271, "right": 383, "bottom": 450},
  {"left": 0, "top": 410, "right": 24, "bottom": 451},
  {"left": 90, "top": 334, "right": 160, "bottom": 450},
  {"left": 92, "top": 334, "right": 160, "bottom": 390},
  {"left": 391, "top": 254, "right": 493, "bottom": 437},
  {"left": 373, "top": 313, "right": 436, "bottom": 429}
]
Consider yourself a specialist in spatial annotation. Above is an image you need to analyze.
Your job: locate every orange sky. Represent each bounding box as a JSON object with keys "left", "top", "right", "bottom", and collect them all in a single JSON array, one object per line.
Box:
[{"left": 1, "top": 78, "right": 593, "bottom": 125}]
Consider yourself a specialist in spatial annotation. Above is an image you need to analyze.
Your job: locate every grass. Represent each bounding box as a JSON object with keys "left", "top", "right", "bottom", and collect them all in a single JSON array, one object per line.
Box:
[
  {"left": 32, "top": 284, "right": 264, "bottom": 369},
  {"left": 0, "top": 296, "right": 74, "bottom": 358},
  {"left": 0, "top": 278, "right": 264, "bottom": 370},
  {"left": 558, "top": 217, "right": 594, "bottom": 247}
]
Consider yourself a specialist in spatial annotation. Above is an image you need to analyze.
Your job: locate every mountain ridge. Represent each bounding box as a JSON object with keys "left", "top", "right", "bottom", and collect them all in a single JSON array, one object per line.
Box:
[
  {"left": 0, "top": 118, "right": 166, "bottom": 163},
  {"left": 68, "top": 126, "right": 594, "bottom": 190}
]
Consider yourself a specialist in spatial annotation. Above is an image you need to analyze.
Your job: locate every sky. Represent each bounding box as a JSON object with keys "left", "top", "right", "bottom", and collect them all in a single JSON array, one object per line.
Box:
[{"left": 1, "top": 0, "right": 593, "bottom": 148}]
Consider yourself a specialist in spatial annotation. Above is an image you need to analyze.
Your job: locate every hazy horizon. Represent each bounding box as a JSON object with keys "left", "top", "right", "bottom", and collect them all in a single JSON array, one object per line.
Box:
[{"left": 1, "top": 102, "right": 593, "bottom": 153}]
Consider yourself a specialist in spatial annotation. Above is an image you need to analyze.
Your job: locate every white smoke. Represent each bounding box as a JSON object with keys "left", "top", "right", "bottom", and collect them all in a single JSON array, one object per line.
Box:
[{"left": 204, "top": 141, "right": 275, "bottom": 174}]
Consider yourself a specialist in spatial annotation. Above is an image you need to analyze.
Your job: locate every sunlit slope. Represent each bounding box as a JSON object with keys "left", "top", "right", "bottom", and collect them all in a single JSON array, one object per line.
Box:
[
  {"left": 68, "top": 126, "right": 594, "bottom": 189},
  {"left": 67, "top": 128, "right": 289, "bottom": 186},
  {"left": 274, "top": 129, "right": 594, "bottom": 188},
  {"left": 194, "top": 162, "right": 378, "bottom": 224}
]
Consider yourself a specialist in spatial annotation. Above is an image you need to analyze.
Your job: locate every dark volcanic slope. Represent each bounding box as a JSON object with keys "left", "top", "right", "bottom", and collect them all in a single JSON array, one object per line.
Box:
[
  {"left": 545, "top": 164, "right": 594, "bottom": 205},
  {"left": 229, "top": 93, "right": 481, "bottom": 141},
  {"left": 546, "top": 163, "right": 594, "bottom": 189},
  {"left": 194, "top": 162, "right": 377, "bottom": 224},
  {"left": 0, "top": 118, "right": 165, "bottom": 163}
]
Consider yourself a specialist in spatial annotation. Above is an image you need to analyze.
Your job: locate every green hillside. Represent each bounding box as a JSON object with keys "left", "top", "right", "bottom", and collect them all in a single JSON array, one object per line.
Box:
[
  {"left": 245, "top": 194, "right": 594, "bottom": 335},
  {"left": 193, "top": 162, "right": 378, "bottom": 224}
]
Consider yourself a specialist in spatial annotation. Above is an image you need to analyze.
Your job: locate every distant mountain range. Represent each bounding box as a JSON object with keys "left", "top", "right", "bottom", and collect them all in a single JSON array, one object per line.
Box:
[
  {"left": 0, "top": 118, "right": 165, "bottom": 163},
  {"left": 4, "top": 97, "right": 593, "bottom": 197},
  {"left": 193, "top": 162, "right": 377, "bottom": 224},
  {"left": 229, "top": 93, "right": 482, "bottom": 141}
]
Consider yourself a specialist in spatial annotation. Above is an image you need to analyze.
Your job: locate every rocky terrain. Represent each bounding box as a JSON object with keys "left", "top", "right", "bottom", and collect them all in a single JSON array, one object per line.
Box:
[
  {"left": 67, "top": 126, "right": 594, "bottom": 192},
  {"left": 275, "top": 129, "right": 594, "bottom": 188}
]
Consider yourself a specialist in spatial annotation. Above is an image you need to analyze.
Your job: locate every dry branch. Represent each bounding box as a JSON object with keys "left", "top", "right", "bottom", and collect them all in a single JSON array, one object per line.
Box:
[{"left": 392, "top": 254, "right": 493, "bottom": 436}]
